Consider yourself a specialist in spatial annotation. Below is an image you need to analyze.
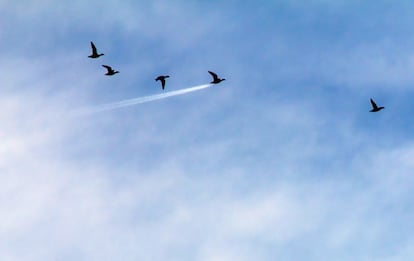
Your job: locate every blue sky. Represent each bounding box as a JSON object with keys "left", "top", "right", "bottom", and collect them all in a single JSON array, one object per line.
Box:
[{"left": 1, "top": 1, "right": 414, "bottom": 260}]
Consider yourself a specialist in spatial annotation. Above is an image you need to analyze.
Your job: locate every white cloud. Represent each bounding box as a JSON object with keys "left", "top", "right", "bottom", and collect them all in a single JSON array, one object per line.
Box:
[{"left": 1, "top": 1, "right": 414, "bottom": 260}]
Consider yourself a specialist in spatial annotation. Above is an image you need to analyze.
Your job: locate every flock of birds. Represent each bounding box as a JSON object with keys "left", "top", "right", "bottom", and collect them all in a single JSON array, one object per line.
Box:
[
  {"left": 88, "top": 41, "right": 383, "bottom": 112},
  {"left": 88, "top": 41, "right": 225, "bottom": 90}
]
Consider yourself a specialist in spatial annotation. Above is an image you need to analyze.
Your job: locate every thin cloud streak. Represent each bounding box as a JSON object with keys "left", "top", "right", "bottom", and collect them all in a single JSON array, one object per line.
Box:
[{"left": 76, "top": 83, "right": 213, "bottom": 115}]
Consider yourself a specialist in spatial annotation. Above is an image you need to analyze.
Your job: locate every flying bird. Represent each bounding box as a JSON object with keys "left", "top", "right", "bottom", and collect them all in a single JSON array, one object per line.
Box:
[
  {"left": 208, "top": 71, "right": 225, "bottom": 84},
  {"left": 369, "top": 98, "right": 384, "bottom": 112},
  {"left": 102, "top": 65, "right": 119, "bottom": 76},
  {"left": 155, "top": 75, "right": 170, "bottom": 90},
  {"left": 88, "top": 41, "right": 104, "bottom": 58}
]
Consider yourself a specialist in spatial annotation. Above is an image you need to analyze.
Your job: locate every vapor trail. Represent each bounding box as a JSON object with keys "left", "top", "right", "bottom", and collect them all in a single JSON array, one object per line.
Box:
[{"left": 80, "top": 83, "right": 212, "bottom": 115}]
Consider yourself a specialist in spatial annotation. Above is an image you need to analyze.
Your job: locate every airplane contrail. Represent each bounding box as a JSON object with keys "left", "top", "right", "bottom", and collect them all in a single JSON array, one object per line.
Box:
[{"left": 78, "top": 83, "right": 212, "bottom": 115}]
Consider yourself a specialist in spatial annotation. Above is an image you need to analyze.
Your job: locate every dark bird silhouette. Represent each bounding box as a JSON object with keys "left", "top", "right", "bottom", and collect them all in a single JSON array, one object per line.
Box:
[
  {"left": 102, "top": 65, "right": 119, "bottom": 76},
  {"left": 88, "top": 41, "right": 104, "bottom": 58},
  {"left": 370, "top": 98, "right": 384, "bottom": 112},
  {"left": 208, "top": 71, "right": 225, "bottom": 84},
  {"left": 155, "top": 75, "right": 170, "bottom": 90}
]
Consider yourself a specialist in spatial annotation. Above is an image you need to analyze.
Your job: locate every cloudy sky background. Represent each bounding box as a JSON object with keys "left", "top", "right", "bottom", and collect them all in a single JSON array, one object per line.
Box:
[{"left": 1, "top": 0, "right": 414, "bottom": 260}]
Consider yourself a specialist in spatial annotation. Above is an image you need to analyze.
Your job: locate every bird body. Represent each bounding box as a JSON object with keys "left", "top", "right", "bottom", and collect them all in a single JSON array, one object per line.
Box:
[
  {"left": 155, "top": 75, "right": 170, "bottom": 90},
  {"left": 208, "top": 71, "right": 225, "bottom": 84},
  {"left": 102, "top": 65, "right": 119, "bottom": 76},
  {"left": 88, "top": 41, "right": 104, "bottom": 58},
  {"left": 369, "top": 98, "right": 384, "bottom": 112}
]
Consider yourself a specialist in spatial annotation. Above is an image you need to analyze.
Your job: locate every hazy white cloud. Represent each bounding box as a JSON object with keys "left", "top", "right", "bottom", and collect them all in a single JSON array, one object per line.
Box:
[{"left": 1, "top": 1, "right": 414, "bottom": 261}]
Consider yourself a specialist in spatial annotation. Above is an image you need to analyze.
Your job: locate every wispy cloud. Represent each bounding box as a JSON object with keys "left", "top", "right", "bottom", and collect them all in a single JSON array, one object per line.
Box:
[{"left": 1, "top": 1, "right": 414, "bottom": 260}]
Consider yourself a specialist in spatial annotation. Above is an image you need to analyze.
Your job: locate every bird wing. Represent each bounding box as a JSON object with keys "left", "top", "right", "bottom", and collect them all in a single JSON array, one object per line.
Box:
[
  {"left": 102, "top": 65, "right": 112, "bottom": 72},
  {"left": 90, "top": 41, "right": 97, "bottom": 54},
  {"left": 208, "top": 71, "right": 218, "bottom": 80},
  {"left": 155, "top": 76, "right": 161, "bottom": 81},
  {"left": 161, "top": 78, "right": 166, "bottom": 89},
  {"left": 370, "top": 98, "right": 378, "bottom": 109}
]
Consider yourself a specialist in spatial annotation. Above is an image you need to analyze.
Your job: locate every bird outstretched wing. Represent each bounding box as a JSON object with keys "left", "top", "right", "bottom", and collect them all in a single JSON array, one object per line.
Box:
[
  {"left": 370, "top": 98, "right": 378, "bottom": 109},
  {"left": 90, "top": 41, "right": 97, "bottom": 54},
  {"left": 208, "top": 71, "right": 218, "bottom": 80}
]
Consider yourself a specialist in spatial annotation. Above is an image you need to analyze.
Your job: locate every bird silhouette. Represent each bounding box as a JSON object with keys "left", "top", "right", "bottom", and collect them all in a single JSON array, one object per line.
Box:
[
  {"left": 155, "top": 75, "right": 170, "bottom": 90},
  {"left": 369, "top": 98, "right": 384, "bottom": 112},
  {"left": 208, "top": 71, "right": 225, "bottom": 84},
  {"left": 88, "top": 41, "right": 104, "bottom": 58},
  {"left": 102, "top": 65, "right": 119, "bottom": 76}
]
